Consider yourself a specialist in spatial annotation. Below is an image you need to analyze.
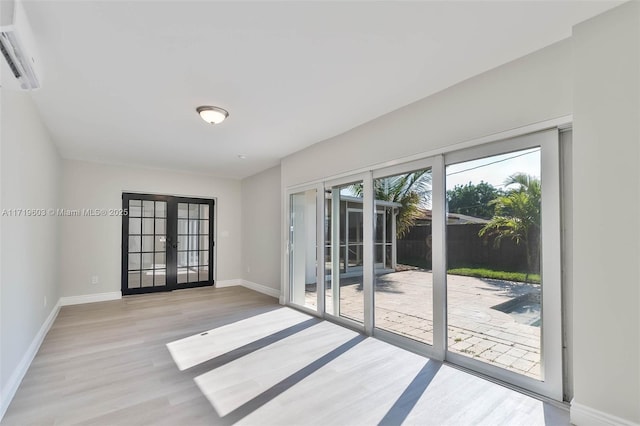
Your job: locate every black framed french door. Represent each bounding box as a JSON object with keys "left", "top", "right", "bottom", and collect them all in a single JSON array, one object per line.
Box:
[{"left": 122, "top": 193, "right": 215, "bottom": 295}]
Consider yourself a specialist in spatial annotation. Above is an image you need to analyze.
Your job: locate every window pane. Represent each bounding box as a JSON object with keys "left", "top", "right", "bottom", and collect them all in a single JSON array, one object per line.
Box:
[
  {"left": 128, "top": 218, "right": 141, "bottom": 235},
  {"left": 154, "top": 270, "right": 166, "bottom": 286},
  {"left": 289, "top": 189, "right": 318, "bottom": 310},
  {"left": 178, "top": 219, "right": 188, "bottom": 235},
  {"left": 142, "top": 253, "right": 154, "bottom": 269},
  {"left": 128, "top": 253, "right": 141, "bottom": 271},
  {"left": 128, "top": 236, "right": 141, "bottom": 252},
  {"left": 375, "top": 213, "right": 384, "bottom": 243},
  {"left": 199, "top": 220, "right": 209, "bottom": 234},
  {"left": 129, "top": 200, "right": 142, "bottom": 217},
  {"left": 177, "top": 251, "right": 187, "bottom": 267},
  {"left": 142, "top": 236, "right": 154, "bottom": 252},
  {"left": 189, "top": 204, "right": 200, "bottom": 219},
  {"left": 154, "top": 252, "right": 166, "bottom": 269},
  {"left": 188, "top": 219, "right": 200, "bottom": 235},
  {"left": 446, "top": 147, "right": 541, "bottom": 379},
  {"left": 155, "top": 218, "right": 166, "bottom": 235},
  {"left": 374, "top": 168, "right": 433, "bottom": 344},
  {"left": 198, "top": 235, "right": 209, "bottom": 251},
  {"left": 142, "top": 218, "right": 154, "bottom": 235},
  {"left": 141, "top": 270, "right": 154, "bottom": 287},
  {"left": 178, "top": 203, "right": 188, "bottom": 218},
  {"left": 128, "top": 272, "right": 140, "bottom": 289},
  {"left": 155, "top": 236, "right": 167, "bottom": 252},
  {"left": 142, "top": 200, "right": 154, "bottom": 217},
  {"left": 177, "top": 268, "right": 188, "bottom": 284},
  {"left": 200, "top": 204, "right": 209, "bottom": 219},
  {"left": 188, "top": 251, "right": 198, "bottom": 266},
  {"left": 199, "top": 250, "right": 209, "bottom": 266},
  {"left": 199, "top": 266, "right": 209, "bottom": 282},
  {"left": 155, "top": 201, "right": 166, "bottom": 218}
]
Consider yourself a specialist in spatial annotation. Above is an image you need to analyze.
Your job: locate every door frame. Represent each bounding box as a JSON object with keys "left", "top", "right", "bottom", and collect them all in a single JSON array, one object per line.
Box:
[
  {"left": 443, "top": 129, "right": 563, "bottom": 401},
  {"left": 370, "top": 156, "right": 446, "bottom": 361},
  {"left": 284, "top": 183, "right": 325, "bottom": 317},
  {"left": 283, "top": 125, "right": 566, "bottom": 401},
  {"left": 121, "top": 192, "right": 216, "bottom": 296}
]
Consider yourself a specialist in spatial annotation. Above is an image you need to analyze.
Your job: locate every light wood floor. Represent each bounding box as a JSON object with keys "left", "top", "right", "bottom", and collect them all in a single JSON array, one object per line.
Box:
[{"left": 2, "top": 286, "right": 568, "bottom": 425}]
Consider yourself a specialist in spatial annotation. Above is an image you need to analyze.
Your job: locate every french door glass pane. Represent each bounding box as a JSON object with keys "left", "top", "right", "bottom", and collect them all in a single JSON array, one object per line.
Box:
[
  {"left": 289, "top": 189, "right": 317, "bottom": 310},
  {"left": 141, "top": 271, "right": 154, "bottom": 287},
  {"left": 142, "top": 218, "right": 154, "bottom": 234},
  {"left": 326, "top": 182, "right": 364, "bottom": 323},
  {"left": 155, "top": 270, "right": 166, "bottom": 286},
  {"left": 373, "top": 168, "right": 434, "bottom": 344},
  {"left": 128, "top": 272, "right": 140, "bottom": 288},
  {"left": 129, "top": 218, "right": 141, "bottom": 234},
  {"left": 129, "top": 200, "right": 142, "bottom": 217},
  {"left": 129, "top": 236, "right": 141, "bottom": 252},
  {"left": 178, "top": 203, "right": 189, "bottom": 218},
  {"left": 155, "top": 201, "right": 166, "bottom": 218},
  {"left": 142, "top": 200, "right": 154, "bottom": 217},
  {"left": 446, "top": 147, "right": 542, "bottom": 379}
]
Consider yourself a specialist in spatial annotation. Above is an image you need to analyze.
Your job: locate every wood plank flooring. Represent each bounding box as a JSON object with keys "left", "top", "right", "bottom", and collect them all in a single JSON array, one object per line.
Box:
[{"left": 2, "top": 286, "right": 568, "bottom": 425}]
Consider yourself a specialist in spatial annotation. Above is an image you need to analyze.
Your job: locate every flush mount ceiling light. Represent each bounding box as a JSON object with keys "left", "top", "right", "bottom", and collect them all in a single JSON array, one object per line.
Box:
[{"left": 197, "top": 106, "right": 229, "bottom": 125}]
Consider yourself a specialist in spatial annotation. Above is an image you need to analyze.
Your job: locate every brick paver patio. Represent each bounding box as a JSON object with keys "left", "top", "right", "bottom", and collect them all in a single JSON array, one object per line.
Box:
[{"left": 304, "top": 269, "right": 541, "bottom": 379}]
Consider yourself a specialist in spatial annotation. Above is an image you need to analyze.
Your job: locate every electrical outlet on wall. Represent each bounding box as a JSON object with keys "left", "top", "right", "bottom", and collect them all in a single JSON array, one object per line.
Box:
[
  {"left": 91, "top": 275, "right": 99, "bottom": 285},
  {"left": 247, "top": 266, "right": 251, "bottom": 273}
]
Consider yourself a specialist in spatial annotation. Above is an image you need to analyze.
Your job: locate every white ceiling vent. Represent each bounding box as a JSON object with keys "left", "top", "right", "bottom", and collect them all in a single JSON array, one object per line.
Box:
[{"left": 0, "top": 0, "right": 42, "bottom": 90}]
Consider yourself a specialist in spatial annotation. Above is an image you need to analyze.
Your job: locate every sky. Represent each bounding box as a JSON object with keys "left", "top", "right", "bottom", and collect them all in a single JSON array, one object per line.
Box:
[
  {"left": 337, "top": 147, "right": 541, "bottom": 208},
  {"left": 445, "top": 147, "right": 540, "bottom": 191}
]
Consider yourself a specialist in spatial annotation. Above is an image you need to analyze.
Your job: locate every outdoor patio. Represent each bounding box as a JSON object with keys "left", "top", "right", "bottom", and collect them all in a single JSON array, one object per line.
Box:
[{"left": 305, "top": 269, "right": 541, "bottom": 379}]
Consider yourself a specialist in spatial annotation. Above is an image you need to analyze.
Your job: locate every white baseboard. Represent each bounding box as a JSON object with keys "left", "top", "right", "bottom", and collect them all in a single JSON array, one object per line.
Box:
[
  {"left": 59, "top": 291, "right": 122, "bottom": 306},
  {"left": 0, "top": 300, "right": 61, "bottom": 421},
  {"left": 216, "top": 279, "right": 281, "bottom": 299},
  {"left": 571, "top": 400, "right": 640, "bottom": 426},
  {"left": 216, "top": 279, "right": 243, "bottom": 288},
  {"left": 241, "top": 280, "right": 281, "bottom": 299}
]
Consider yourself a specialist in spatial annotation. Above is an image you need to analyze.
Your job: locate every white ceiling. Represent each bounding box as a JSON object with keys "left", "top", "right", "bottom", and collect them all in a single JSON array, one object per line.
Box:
[{"left": 9, "top": 1, "right": 621, "bottom": 179}]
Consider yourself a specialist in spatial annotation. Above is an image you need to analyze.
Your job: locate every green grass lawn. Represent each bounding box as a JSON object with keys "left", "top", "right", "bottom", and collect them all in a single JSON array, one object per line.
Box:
[{"left": 446, "top": 267, "right": 541, "bottom": 284}]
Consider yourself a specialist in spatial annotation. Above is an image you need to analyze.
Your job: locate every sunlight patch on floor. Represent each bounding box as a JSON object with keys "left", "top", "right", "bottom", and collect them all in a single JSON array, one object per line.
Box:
[{"left": 166, "top": 307, "right": 311, "bottom": 371}]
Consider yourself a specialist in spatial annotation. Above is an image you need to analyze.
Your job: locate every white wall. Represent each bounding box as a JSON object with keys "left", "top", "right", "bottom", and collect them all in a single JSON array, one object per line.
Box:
[
  {"left": 572, "top": 2, "right": 640, "bottom": 424},
  {"left": 0, "top": 89, "right": 61, "bottom": 411},
  {"left": 279, "top": 4, "right": 640, "bottom": 422},
  {"left": 241, "top": 165, "right": 281, "bottom": 291},
  {"left": 59, "top": 160, "right": 242, "bottom": 297},
  {"left": 282, "top": 38, "right": 572, "bottom": 187}
]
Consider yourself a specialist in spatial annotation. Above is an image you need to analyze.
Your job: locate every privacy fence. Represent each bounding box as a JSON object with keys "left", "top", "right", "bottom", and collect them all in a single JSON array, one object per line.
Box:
[{"left": 397, "top": 223, "right": 539, "bottom": 272}]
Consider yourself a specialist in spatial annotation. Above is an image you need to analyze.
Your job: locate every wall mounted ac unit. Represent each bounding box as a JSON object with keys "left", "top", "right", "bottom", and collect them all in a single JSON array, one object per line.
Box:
[{"left": 0, "top": 0, "right": 42, "bottom": 90}]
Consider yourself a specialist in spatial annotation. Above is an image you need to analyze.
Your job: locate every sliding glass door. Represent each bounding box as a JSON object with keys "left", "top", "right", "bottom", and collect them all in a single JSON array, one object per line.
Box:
[
  {"left": 443, "top": 129, "right": 562, "bottom": 399},
  {"left": 284, "top": 129, "right": 563, "bottom": 400}
]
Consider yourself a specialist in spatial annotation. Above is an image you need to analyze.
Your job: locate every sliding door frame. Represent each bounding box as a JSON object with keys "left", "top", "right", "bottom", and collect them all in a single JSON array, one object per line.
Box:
[
  {"left": 444, "top": 129, "right": 563, "bottom": 401},
  {"left": 320, "top": 172, "right": 371, "bottom": 333},
  {"left": 284, "top": 183, "right": 325, "bottom": 317},
  {"left": 283, "top": 122, "right": 566, "bottom": 401},
  {"left": 370, "top": 156, "right": 446, "bottom": 361}
]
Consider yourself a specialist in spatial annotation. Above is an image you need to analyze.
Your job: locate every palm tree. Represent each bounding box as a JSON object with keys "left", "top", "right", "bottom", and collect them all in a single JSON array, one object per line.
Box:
[
  {"left": 478, "top": 173, "right": 541, "bottom": 282},
  {"left": 351, "top": 170, "right": 432, "bottom": 238}
]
